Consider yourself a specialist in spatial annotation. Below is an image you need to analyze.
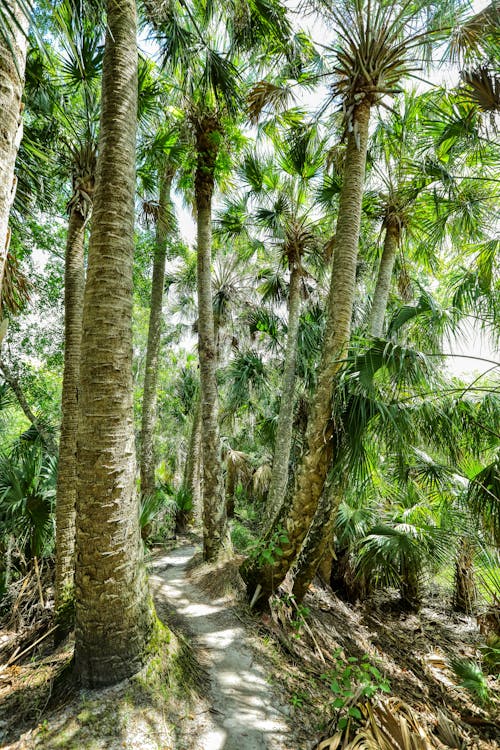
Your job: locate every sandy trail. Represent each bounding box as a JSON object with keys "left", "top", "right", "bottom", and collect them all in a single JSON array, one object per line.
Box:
[{"left": 150, "top": 545, "right": 293, "bottom": 750}]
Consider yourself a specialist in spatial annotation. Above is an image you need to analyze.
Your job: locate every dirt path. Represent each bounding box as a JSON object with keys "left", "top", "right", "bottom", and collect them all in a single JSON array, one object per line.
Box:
[{"left": 150, "top": 545, "right": 293, "bottom": 750}]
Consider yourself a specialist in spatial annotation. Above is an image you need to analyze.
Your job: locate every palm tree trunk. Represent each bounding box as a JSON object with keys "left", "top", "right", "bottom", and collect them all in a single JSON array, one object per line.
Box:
[
  {"left": 74, "top": 0, "right": 153, "bottom": 687},
  {"left": 368, "top": 221, "right": 400, "bottom": 338},
  {"left": 265, "top": 263, "right": 302, "bottom": 526},
  {"left": 453, "top": 537, "right": 477, "bottom": 614},
  {"left": 0, "top": 1, "right": 28, "bottom": 315},
  {"left": 241, "top": 101, "right": 371, "bottom": 604},
  {"left": 140, "top": 167, "right": 173, "bottom": 499},
  {"left": 291, "top": 484, "right": 340, "bottom": 602},
  {"left": 183, "top": 394, "right": 202, "bottom": 520},
  {"left": 194, "top": 116, "right": 231, "bottom": 562},
  {"left": 54, "top": 207, "right": 86, "bottom": 617}
]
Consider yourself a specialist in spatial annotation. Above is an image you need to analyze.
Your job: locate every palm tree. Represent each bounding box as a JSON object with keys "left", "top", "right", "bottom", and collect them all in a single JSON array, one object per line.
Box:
[
  {"left": 0, "top": 0, "right": 29, "bottom": 324},
  {"left": 149, "top": 0, "right": 293, "bottom": 561},
  {"left": 74, "top": 0, "right": 153, "bottom": 687},
  {"left": 53, "top": 1, "right": 101, "bottom": 621},
  {"left": 138, "top": 116, "right": 184, "bottom": 501},
  {"left": 242, "top": 0, "right": 459, "bottom": 605}
]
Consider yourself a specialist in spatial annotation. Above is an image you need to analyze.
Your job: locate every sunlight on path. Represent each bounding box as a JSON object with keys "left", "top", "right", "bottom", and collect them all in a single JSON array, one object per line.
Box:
[{"left": 150, "top": 547, "right": 292, "bottom": 750}]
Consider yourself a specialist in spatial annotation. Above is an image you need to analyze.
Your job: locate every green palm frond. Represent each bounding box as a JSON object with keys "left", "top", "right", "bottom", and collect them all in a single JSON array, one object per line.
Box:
[
  {"left": 467, "top": 455, "right": 500, "bottom": 545},
  {"left": 449, "top": 658, "right": 490, "bottom": 705},
  {"left": 247, "top": 80, "right": 294, "bottom": 124}
]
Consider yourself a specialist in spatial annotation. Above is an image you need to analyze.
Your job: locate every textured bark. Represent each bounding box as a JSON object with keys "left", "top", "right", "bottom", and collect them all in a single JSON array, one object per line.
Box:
[
  {"left": 140, "top": 168, "right": 173, "bottom": 499},
  {"left": 368, "top": 221, "right": 400, "bottom": 338},
  {"left": 242, "top": 101, "right": 371, "bottom": 604},
  {"left": 0, "top": 1, "right": 28, "bottom": 313},
  {"left": 74, "top": 0, "right": 153, "bottom": 687},
  {"left": 0, "top": 358, "right": 57, "bottom": 454},
  {"left": 184, "top": 394, "right": 203, "bottom": 520},
  {"left": 54, "top": 208, "right": 86, "bottom": 615},
  {"left": 194, "top": 116, "right": 230, "bottom": 562},
  {"left": 292, "top": 485, "right": 340, "bottom": 602},
  {"left": 264, "top": 263, "right": 302, "bottom": 527},
  {"left": 452, "top": 537, "right": 477, "bottom": 614}
]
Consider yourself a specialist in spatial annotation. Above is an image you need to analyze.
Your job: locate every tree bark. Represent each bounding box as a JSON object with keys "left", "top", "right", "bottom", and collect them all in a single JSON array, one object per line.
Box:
[
  {"left": 368, "top": 221, "right": 400, "bottom": 338},
  {"left": 0, "top": 1, "right": 28, "bottom": 316},
  {"left": 264, "top": 263, "right": 302, "bottom": 527},
  {"left": 452, "top": 537, "right": 477, "bottom": 614},
  {"left": 241, "top": 101, "right": 371, "bottom": 604},
  {"left": 183, "top": 394, "right": 203, "bottom": 520},
  {"left": 194, "top": 115, "right": 231, "bottom": 562},
  {"left": 291, "top": 484, "right": 340, "bottom": 602},
  {"left": 140, "top": 167, "right": 173, "bottom": 499},
  {"left": 54, "top": 207, "right": 86, "bottom": 616},
  {"left": 74, "top": 0, "right": 153, "bottom": 688}
]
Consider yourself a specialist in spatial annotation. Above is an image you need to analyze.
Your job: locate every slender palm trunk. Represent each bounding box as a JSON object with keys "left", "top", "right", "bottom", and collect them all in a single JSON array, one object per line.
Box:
[
  {"left": 183, "top": 394, "right": 202, "bottom": 520},
  {"left": 140, "top": 168, "right": 173, "bottom": 499},
  {"left": 264, "top": 263, "right": 302, "bottom": 526},
  {"left": 0, "top": 1, "right": 28, "bottom": 315},
  {"left": 54, "top": 207, "right": 86, "bottom": 616},
  {"left": 368, "top": 221, "right": 400, "bottom": 338},
  {"left": 241, "top": 101, "right": 371, "bottom": 604},
  {"left": 74, "top": 0, "right": 153, "bottom": 687},
  {"left": 194, "top": 116, "right": 230, "bottom": 562}
]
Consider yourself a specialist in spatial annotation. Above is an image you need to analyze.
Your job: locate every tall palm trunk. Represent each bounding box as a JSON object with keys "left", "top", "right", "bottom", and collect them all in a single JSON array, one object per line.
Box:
[
  {"left": 140, "top": 167, "right": 173, "bottom": 499},
  {"left": 74, "top": 0, "right": 153, "bottom": 687},
  {"left": 183, "top": 394, "right": 202, "bottom": 519},
  {"left": 0, "top": 1, "right": 28, "bottom": 315},
  {"left": 241, "top": 101, "right": 371, "bottom": 604},
  {"left": 194, "top": 115, "right": 230, "bottom": 562},
  {"left": 368, "top": 221, "right": 400, "bottom": 338},
  {"left": 265, "top": 262, "right": 302, "bottom": 526},
  {"left": 54, "top": 205, "right": 87, "bottom": 617}
]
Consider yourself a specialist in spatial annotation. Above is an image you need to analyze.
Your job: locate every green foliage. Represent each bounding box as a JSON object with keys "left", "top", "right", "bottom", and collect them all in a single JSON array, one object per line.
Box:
[
  {"left": 449, "top": 657, "right": 491, "bottom": 706},
  {"left": 230, "top": 519, "right": 258, "bottom": 553},
  {"left": 249, "top": 527, "right": 289, "bottom": 567},
  {"left": 0, "top": 439, "right": 56, "bottom": 560},
  {"left": 321, "top": 650, "right": 391, "bottom": 731}
]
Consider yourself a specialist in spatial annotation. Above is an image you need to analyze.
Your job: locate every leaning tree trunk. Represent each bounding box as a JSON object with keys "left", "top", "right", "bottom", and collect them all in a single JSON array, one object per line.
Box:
[
  {"left": 0, "top": 1, "right": 28, "bottom": 316},
  {"left": 54, "top": 204, "right": 87, "bottom": 620},
  {"left": 194, "top": 115, "right": 230, "bottom": 562},
  {"left": 241, "top": 101, "right": 371, "bottom": 605},
  {"left": 368, "top": 220, "right": 400, "bottom": 338},
  {"left": 292, "top": 484, "right": 341, "bottom": 602},
  {"left": 0, "top": 358, "right": 57, "bottom": 454},
  {"left": 140, "top": 167, "right": 174, "bottom": 499},
  {"left": 264, "top": 261, "right": 302, "bottom": 527},
  {"left": 74, "top": 0, "right": 153, "bottom": 688}
]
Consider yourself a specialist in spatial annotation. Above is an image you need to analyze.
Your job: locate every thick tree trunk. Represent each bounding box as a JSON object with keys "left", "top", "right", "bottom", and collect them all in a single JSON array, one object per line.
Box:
[
  {"left": 0, "top": 1, "right": 28, "bottom": 314},
  {"left": 183, "top": 394, "right": 203, "bottom": 520},
  {"left": 291, "top": 484, "right": 340, "bottom": 602},
  {"left": 140, "top": 168, "right": 173, "bottom": 499},
  {"left": 194, "top": 116, "right": 231, "bottom": 562},
  {"left": 74, "top": 0, "right": 153, "bottom": 687},
  {"left": 241, "top": 101, "right": 371, "bottom": 604},
  {"left": 264, "top": 263, "right": 302, "bottom": 527},
  {"left": 453, "top": 537, "right": 477, "bottom": 614},
  {"left": 368, "top": 221, "right": 400, "bottom": 338},
  {"left": 54, "top": 207, "right": 86, "bottom": 617}
]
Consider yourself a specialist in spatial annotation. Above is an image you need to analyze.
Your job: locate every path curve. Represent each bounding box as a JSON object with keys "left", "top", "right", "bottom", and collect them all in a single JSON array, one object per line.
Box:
[{"left": 150, "top": 546, "right": 292, "bottom": 750}]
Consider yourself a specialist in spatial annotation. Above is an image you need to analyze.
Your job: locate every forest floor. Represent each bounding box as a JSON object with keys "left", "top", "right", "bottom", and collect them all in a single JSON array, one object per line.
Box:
[{"left": 0, "top": 538, "right": 498, "bottom": 749}]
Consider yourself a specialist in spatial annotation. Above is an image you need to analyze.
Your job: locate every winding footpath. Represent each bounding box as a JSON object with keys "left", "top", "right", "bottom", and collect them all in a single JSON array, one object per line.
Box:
[{"left": 149, "top": 546, "right": 293, "bottom": 750}]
